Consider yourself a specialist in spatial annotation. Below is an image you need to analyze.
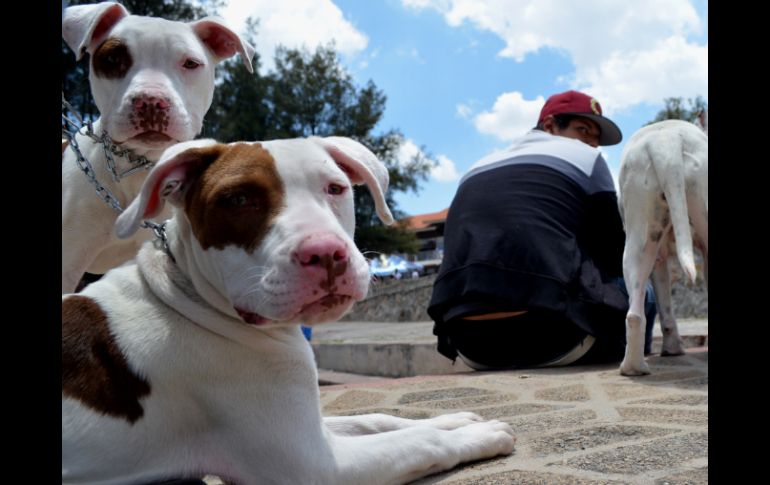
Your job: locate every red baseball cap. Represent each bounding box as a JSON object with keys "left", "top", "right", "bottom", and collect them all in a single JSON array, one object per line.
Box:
[{"left": 537, "top": 90, "right": 622, "bottom": 145}]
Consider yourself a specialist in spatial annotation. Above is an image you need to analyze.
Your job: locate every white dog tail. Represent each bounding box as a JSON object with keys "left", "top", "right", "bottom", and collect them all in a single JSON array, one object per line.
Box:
[{"left": 651, "top": 132, "right": 697, "bottom": 284}]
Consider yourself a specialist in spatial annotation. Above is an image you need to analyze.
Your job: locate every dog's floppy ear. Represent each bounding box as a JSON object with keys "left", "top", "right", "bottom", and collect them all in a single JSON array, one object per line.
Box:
[
  {"left": 190, "top": 17, "right": 256, "bottom": 73},
  {"left": 62, "top": 1, "right": 129, "bottom": 61},
  {"left": 312, "top": 136, "right": 395, "bottom": 225},
  {"left": 115, "top": 139, "right": 224, "bottom": 239}
]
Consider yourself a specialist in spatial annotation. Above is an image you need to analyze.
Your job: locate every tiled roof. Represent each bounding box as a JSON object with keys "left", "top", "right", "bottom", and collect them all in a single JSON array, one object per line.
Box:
[{"left": 400, "top": 208, "right": 449, "bottom": 230}]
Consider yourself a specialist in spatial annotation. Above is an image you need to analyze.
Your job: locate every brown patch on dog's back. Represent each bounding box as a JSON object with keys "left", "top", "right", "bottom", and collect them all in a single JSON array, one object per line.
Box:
[
  {"left": 62, "top": 296, "right": 150, "bottom": 423},
  {"left": 92, "top": 37, "right": 133, "bottom": 79},
  {"left": 185, "top": 143, "right": 285, "bottom": 252}
]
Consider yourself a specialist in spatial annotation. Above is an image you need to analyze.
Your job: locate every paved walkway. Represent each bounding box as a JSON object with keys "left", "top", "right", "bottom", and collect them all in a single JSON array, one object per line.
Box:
[
  {"left": 319, "top": 348, "right": 708, "bottom": 484},
  {"left": 205, "top": 319, "right": 707, "bottom": 484}
]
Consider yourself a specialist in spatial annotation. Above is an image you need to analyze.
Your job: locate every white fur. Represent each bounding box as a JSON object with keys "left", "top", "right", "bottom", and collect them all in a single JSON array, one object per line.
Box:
[
  {"left": 618, "top": 119, "right": 708, "bottom": 376},
  {"left": 62, "top": 2, "right": 254, "bottom": 293},
  {"left": 62, "top": 137, "right": 515, "bottom": 484}
]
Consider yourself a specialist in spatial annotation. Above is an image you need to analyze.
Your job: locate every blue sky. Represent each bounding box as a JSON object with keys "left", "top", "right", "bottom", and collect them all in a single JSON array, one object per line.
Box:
[{"left": 219, "top": 0, "right": 708, "bottom": 218}]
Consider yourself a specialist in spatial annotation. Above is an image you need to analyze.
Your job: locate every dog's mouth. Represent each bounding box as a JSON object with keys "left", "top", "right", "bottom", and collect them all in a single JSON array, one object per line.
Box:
[
  {"left": 300, "top": 294, "right": 353, "bottom": 316},
  {"left": 234, "top": 307, "right": 269, "bottom": 325},
  {"left": 128, "top": 131, "right": 175, "bottom": 145},
  {"left": 234, "top": 294, "right": 353, "bottom": 326}
]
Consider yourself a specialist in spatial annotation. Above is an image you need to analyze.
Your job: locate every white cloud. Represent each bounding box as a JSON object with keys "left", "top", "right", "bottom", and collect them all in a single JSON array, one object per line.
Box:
[
  {"left": 580, "top": 37, "right": 708, "bottom": 114},
  {"left": 401, "top": 0, "right": 707, "bottom": 110},
  {"left": 396, "top": 139, "right": 423, "bottom": 167},
  {"left": 356, "top": 48, "right": 381, "bottom": 70},
  {"left": 432, "top": 155, "right": 461, "bottom": 182},
  {"left": 456, "top": 103, "right": 472, "bottom": 118},
  {"left": 397, "top": 139, "right": 460, "bottom": 182},
  {"left": 473, "top": 92, "right": 544, "bottom": 141},
  {"left": 398, "top": 47, "right": 427, "bottom": 64},
  {"left": 220, "top": 0, "right": 368, "bottom": 72}
]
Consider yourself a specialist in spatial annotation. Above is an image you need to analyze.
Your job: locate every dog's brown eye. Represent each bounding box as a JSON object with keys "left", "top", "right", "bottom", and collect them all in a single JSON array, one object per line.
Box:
[
  {"left": 225, "top": 193, "right": 249, "bottom": 207},
  {"left": 92, "top": 39, "right": 132, "bottom": 79},
  {"left": 183, "top": 59, "right": 201, "bottom": 69},
  {"left": 327, "top": 184, "right": 345, "bottom": 195}
]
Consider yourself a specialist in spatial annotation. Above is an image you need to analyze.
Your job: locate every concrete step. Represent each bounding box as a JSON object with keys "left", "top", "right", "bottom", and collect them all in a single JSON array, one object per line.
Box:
[
  {"left": 317, "top": 369, "right": 393, "bottom": 386},
  {"left": 310, "top": 318, "right": 707, "bottom": 378}
]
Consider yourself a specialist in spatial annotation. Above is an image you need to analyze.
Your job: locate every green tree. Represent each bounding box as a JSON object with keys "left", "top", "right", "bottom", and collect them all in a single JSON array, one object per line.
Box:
[{"left": 649, "top": 96, "right": 708, "bottom": 124}]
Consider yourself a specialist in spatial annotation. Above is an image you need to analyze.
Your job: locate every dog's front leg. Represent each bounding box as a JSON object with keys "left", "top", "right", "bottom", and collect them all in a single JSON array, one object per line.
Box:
[
  {"left": 326, "top": 420, "right": 515, "bottom": 484},
  {"left": 324, "top": 412, "right": 485, "bottom": 436}
]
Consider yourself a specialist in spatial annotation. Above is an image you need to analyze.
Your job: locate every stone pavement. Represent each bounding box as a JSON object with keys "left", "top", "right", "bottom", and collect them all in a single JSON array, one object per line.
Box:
[
  {"left": 204, "top": 319, "right": 707, "bottom": 484},
  {"left": 319, "top": 348, "right": 708, "bottom": 484}
]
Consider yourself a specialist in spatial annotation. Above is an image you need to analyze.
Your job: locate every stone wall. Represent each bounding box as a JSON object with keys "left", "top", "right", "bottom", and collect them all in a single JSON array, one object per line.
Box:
[
  {"left": 666, "top": 255, "right": 708, "bottom": 317},
  {"left": 342, "top": 275, "right": 437, "bottom": 322},
  {"left": 344, "top": 260, "right": 707, "bottom": 322}
]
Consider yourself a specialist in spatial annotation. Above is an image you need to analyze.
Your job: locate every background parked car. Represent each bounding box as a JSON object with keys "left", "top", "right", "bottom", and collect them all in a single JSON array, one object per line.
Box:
[
  {"left": 369, "top": 255, "right": 397, "bottom": 279},
  {"left": 388, "top": 255, "right": 425, "bottom": 279}
]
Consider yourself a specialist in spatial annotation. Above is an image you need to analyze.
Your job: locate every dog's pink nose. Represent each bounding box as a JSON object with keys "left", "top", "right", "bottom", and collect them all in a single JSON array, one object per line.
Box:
[
  {"left": 131, "top": 95, "right": 172, "bottom": 132},
  {"left": 294, "top": 235, "right": 349, "bottom": 269},
  {"left": 133, "top": 95, "right": 170, "bottom": 112},
  {"left": 294, "top": 235, "right": 354, "bottom": 296}
]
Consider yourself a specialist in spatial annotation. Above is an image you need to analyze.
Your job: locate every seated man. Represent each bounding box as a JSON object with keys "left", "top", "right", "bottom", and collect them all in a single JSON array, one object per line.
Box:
[{"left": 429, "top": 90, "right": 654, "bottom": 369}]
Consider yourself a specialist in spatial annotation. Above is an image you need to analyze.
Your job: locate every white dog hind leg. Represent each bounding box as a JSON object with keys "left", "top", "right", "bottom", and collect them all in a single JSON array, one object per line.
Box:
[
  {"left": 618, "top": 169, "right": 662, "bottom": 375},
  {"left": 327, "top": 420, "right": 515, "bottom": 484},
  {"left": 700, "top": 241, "right": 708, "bottom": 288},
  {"left": 650, "top": 253, "right": 685, "bottom": 356},
  {"left": 324, "top": 412, "right": 485, "bottom": 436},
  {"left": 619, "top": 239, "right": 658, "bottom": 376},
  {"left": 688, "top": 193, "right": 708, "bottom": 288}
]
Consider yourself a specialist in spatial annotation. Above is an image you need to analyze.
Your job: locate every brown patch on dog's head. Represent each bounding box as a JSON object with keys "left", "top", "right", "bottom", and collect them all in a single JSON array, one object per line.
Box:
[
  {"left": 92, "top": 37, "right": 133, "bottom": 79},
  {"left": 62, "top": 296, "right": 150, "bottom": 424},
  {"left": 185, "top": 143, "right": 285, "bottom": 252}
]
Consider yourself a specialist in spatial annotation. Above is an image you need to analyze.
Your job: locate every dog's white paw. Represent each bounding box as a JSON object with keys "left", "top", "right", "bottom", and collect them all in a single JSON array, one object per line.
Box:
[
  {"left": 661, "top": 336, "right": 686, "bottom": 356},
  {"left": 450, "top": 420, "right": 516, "bottom": 459},
  {"left": 619, "top": 358, "right": 651, "bottom": 376},
  {"left": 424, "top": 412, "right": 485, "bottom": 430}
]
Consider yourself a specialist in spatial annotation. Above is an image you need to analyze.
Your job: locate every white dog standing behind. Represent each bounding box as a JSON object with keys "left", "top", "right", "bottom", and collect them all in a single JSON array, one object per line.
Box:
[
  {"left": 62, "top": 136, "right": 516, "bottom": 484},
  {"left": 618, "top": 118, "right": 708, "bottom": 376},
  {"left": 62, "top": 1, "right": 254, "bottom": 293}
]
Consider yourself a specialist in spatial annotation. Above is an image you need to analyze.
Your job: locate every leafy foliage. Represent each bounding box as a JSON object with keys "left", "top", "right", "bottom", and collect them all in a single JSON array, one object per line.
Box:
[{"left": 648, "top": 96, "right": 708, "bottom": 124}]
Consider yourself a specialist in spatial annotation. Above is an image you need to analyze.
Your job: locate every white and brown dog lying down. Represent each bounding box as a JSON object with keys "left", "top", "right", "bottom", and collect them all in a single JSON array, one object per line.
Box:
[
  {"left": 618, "top": 120, "right": 708, "bottom": 376},
  {"left": 62, "top": 136, "right": 516, "bottom": 484}
]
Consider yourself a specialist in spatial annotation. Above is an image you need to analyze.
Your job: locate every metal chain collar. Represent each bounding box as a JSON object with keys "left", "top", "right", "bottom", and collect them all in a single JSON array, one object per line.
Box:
[
  {"left": 145, "top": 220, "right": 176, "bottom": 263},
  {"left": 62, "top": 94, "right": 175, "bottom": 262},
  {"left": 62, "top": 94, "right": 156, "bottom": 213}
]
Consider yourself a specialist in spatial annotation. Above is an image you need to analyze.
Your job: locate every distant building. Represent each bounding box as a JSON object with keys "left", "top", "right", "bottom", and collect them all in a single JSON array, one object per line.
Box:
[{"left": 400, "top": 208, "right": 448, "bottom": 273}]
